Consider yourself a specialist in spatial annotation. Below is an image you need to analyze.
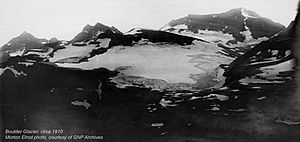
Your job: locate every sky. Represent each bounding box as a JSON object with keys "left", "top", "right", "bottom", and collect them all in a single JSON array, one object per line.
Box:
[{"left": 0, "top": 0, "right": 298, "bottom": 46}]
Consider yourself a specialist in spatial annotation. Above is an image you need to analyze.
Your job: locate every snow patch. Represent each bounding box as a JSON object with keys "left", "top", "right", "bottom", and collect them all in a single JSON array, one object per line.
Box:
[
  {"left": 173, "top": 24, "right": 188, "bottom": 30},
  {"left": 257, "top": 96, "right": 267, "bottom": 100},
  {"left": 229, "top": 108, "right": 247, "bottom": 112},
  {"left": 151, "top": 123, "right": 164, "bottom": 127},
  {"left": 196, "top": 29, "right": 235, "bottom": 44},
  {"left": 211, "top": 107, "right": 220, "bottom": 111},
  {"left": 165, "top": 28, "right": 236, "bottom": 45},
  {"left": 272, "top": 50, "right": 279, "bottom": 55},
  {"left": 18, "top": 62, "right": 34, "bottom": 67},
  {"left": 160, "top": 98, "right": 178, "bottom": 107},
  {"left": 71, "top": 100, "right": 91, "bottom": 109},
  {"left": 257, "top": 59, "right": 295, "bottom": 80},
  {"left": 204, "top": 94, "right": 229, "bottom": 101},
  {"left": 189, "top": 96, "right": 202, "bottom": 100},
  {"left": 162, "top": 22, "right": 267, "bottom": 48},
  {"left": 208, "top": 104, "right": 221, "bottom": 111},
  {"left": 9, "top": 47, "right": 25, "bottom": 57},
  {"left": 219, "top": 86, "right": 229, "bottom": 90},
  {"left": 241, "top": 8, "right": 259, "bottom": 19},
  {"left": 231, "top": 89, "right": 240, "bottom": 92},
  {"left": 233, "top": 10, "right": 269, "bottom": 47},
  {"left": 239, "top": 76, "right": 285, "bottom": 85},
  {"left": 76, "top": 88, "right": 84, "bottom": 91},
  {"left": 275, "top": 118, "right": 300, "bottom": 125},
  {"left": 124, "top": 28, "right": 142, "bottom": 35},
  {"left": 0, "top": 66, "right": 27, "bottom": 77},
  {"left": 25, "top": 48, "right": 53, "bottom": 58},
  {"left": 252, "top": 86, "right": 261, "bottom": 89}
]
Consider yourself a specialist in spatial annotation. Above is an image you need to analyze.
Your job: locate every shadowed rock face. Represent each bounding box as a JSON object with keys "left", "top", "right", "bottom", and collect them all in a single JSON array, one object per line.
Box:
[
  {"left": 162, "top": 8, "right": 285, "bottom": 43},
  {"left": 223, "top": 21, "right": 295, "bottom": 86},
  {"left": 0, "top": 32, "right": 46, "bottom": 54},
  {"left": 70, "top": 22, "right": 123, "bottom": 43},
  {"left": 292, "top": 2, "right": 300, "bottom": 107},
  {"left": 0, "top": 32, "right": 67, "bottom": 64}
]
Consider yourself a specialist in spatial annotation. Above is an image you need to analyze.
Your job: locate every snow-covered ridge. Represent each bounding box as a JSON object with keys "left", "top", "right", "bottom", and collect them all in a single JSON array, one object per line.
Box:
[
  {"left": 160, "top": 8, "right": 284, "bottom": 49},
  {"left": 161, "top": 22, "right": 269, "bottom": 48},
  {"left": 161, "top": 24, "right": 236, "bottom": 46}
]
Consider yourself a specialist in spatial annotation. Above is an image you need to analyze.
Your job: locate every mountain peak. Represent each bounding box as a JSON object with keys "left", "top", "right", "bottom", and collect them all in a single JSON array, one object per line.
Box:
[
  {"left": 49, "top": 37, "right": 59, "bottom": 43},
  {"left": 95, "top": 22, "right": 106, "bottom": 27},
  {"left": 19, "top": 31, "right": 35, "bottom": 38},
  {"left": 71, "top": 22, "right": 122, "bottom": 43},
  {"left": 21, "top": 31, "right": 30, "bottom": 34},
  {"left": 161, "top": 8, "right": 285, "bottom": 45},
  {"left": 0, "top": 31, "right": 46, "bottom": 56}
]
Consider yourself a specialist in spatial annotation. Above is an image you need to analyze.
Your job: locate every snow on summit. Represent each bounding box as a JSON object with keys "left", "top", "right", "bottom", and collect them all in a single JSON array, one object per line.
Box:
[{"left": 241, "top": 8, "right": 260, "bottom": 19}]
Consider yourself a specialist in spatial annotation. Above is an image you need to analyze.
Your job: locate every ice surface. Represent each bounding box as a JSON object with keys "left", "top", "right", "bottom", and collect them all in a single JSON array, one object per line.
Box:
[
  {"left": 49, "top": 43, "right": 105, "bottom": 62},
  {"left": 55, "top": 41, "right": 233, "bottom": 85},
  {"left": 96, "top": 38, "right": 111, "bottom": 48}
]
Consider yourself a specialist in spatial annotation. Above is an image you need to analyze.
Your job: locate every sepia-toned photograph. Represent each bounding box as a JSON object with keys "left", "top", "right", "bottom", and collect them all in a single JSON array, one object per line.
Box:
[{"left": 1, "top": 0, "right": 300, "bottom": 141}]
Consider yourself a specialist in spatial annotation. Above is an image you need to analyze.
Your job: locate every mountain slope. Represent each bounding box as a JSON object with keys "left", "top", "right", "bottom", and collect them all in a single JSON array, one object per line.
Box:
[
  {"left": 0, "top": 32, "right": 47, "bottom": 56},
  {"left": 161, "top": 8, "right": 285, "bottom": 46},
  {"left": 223, "top": 21, "right": 296, "bottom": 87}
]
